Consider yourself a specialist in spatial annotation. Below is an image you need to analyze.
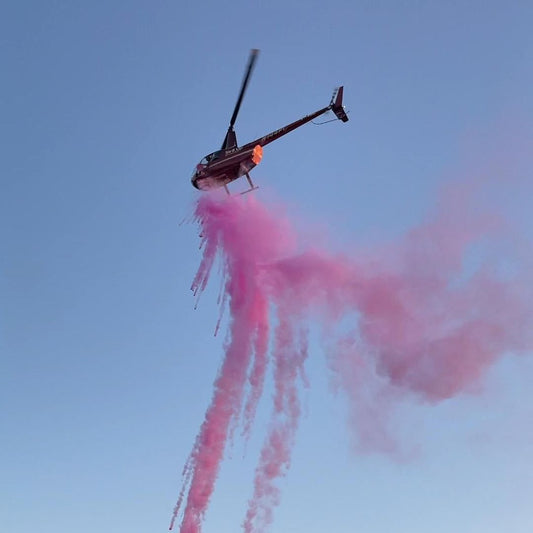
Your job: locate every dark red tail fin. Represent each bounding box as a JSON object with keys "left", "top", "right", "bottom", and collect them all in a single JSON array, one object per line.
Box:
[{"left": 331, "top": 86, "right": 349, "bottom": 122}]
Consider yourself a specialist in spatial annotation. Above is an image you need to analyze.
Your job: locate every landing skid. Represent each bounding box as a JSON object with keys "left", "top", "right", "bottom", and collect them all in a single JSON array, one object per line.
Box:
[
  {"left": 223, "top": 173, "right": 259, "bottom": 196},
  {"left": 241, "top": 172, "right": 259, "bottom": 195}
]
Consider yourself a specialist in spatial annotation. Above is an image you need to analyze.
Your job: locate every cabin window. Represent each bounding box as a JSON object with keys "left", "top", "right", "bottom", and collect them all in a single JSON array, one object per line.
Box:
[{"left": 201, "top": 151, "right": 222, "bottom": 165}]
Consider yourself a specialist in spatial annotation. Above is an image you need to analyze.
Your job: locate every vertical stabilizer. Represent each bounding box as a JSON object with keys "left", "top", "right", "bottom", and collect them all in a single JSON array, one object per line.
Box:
[{"left": 331, "top": 86, "right": 349, "bottom": 122}]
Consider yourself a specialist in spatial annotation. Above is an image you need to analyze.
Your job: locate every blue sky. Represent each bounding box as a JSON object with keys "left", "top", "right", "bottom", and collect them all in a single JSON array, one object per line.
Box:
[{"left": 2, "top": 1, "right": 532, "bottom": 533}]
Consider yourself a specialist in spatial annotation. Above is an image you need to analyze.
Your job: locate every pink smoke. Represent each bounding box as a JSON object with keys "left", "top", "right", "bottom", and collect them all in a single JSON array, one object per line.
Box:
[{"left": 170, "top": 174, "right": 532, "bottom": 532}]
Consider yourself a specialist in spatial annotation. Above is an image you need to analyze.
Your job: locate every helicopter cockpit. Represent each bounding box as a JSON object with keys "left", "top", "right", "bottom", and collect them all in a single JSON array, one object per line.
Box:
[
  {"left": 200, "top": 150, "right": 222, "bottom": 165},
  {"left": 192, "top": 150, "right": 224, "bottom": 181}
]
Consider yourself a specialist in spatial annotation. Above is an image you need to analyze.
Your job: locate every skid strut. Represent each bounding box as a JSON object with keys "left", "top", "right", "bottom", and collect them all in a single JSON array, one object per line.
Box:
[{"left": 240, "top": 172, "right": 259, "bottom": 195}]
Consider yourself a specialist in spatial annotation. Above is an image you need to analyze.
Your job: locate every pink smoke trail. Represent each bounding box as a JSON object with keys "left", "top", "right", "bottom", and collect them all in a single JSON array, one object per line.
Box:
[
  {"left": 170, "top": 196, "right": 295, "bottom": 532},
  {"left": 243, "top": 318, "right": 309, "bottom": 533},
  {"left": 171, "top": 169, "right": 532, "bottom": 532}
]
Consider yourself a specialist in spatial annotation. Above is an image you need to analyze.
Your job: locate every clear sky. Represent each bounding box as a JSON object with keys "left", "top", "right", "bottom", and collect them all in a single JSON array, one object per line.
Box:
[{"left": 2, "top": 1, "right": 532, "bottom": 533}]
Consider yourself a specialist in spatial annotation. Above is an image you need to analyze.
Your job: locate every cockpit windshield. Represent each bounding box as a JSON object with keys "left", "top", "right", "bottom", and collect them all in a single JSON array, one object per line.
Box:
[{"left": 200, "top": 150, "right": 222, "bottom": 165}]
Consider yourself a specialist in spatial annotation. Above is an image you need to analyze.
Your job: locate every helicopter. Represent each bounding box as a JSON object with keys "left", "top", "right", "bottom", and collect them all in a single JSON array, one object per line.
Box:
[{"left": 191, "top": 49, "right": 349, "bottom": 194}]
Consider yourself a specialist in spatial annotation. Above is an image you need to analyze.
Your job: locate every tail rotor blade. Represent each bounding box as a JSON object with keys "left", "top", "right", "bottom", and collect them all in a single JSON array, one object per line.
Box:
[{"left": 228, "top": 49, "right": 259, "bottom": 129}]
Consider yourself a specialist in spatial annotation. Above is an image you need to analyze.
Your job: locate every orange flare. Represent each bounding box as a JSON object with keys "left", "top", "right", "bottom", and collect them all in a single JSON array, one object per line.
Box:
[{"left": 252, "top": 144, "right": 263, "bottom": 165}]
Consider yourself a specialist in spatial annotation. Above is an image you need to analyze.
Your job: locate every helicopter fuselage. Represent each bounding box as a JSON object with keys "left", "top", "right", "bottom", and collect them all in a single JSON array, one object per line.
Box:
[{"left": 191, "top": 144, "right": 262, "bottom": 191}]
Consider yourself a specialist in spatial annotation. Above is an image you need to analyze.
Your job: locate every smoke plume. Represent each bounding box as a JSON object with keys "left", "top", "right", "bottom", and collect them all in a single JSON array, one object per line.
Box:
[{"left": 170, "top": 147, "right": 532, "bottom": 533}]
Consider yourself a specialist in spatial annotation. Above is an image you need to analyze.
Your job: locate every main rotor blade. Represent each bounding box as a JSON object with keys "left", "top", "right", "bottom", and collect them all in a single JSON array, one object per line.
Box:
[{"left": 228, "top": 49, "right": 259, "bottom": 129}]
